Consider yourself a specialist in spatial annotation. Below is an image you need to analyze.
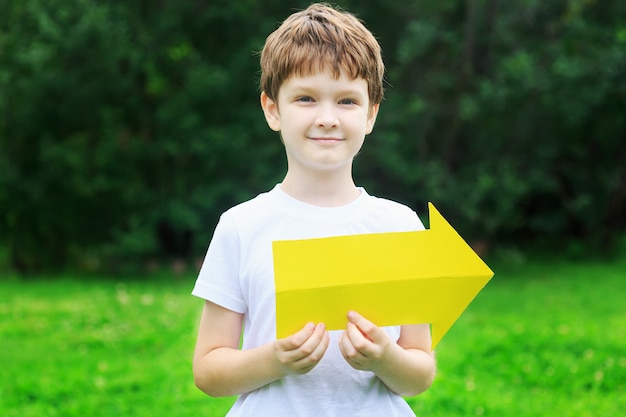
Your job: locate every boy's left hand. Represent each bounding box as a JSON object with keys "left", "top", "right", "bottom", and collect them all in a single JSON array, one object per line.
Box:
[{"left": 338, "top": 310, "right": 392, "bottom": 372}]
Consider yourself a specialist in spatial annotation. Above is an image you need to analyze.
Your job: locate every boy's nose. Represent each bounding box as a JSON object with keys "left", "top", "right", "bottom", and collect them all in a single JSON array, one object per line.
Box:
[{"left": 315, "top": 104, "right": 339, "bottom": 128}]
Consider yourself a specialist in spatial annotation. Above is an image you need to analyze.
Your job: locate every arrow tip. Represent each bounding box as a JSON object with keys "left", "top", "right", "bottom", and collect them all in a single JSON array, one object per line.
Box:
[{"left": 426, "top": 202, "right": 494, "bottom": 349}]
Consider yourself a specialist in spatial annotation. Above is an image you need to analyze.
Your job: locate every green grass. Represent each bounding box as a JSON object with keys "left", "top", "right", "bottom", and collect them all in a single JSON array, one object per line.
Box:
[
  {"left": 1, "top": 257, "right": 624, "bottom": 416},
  {"left": 409, "top": 258, "right": 626, "bottom": 416},
  {"left": 0, "top": 276, "right": 236, "bottom": 416}
]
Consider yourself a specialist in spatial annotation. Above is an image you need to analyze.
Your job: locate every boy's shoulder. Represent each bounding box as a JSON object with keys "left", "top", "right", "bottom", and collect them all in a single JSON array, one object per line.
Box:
[
  {"left": 363, "top": 192, "right": 419, "bottom": 218},
  {"left": 224, "top": 187, "right": 277, "bottom": 215},
  {"left": 219, "top": 186, "right": 292, "bottom": 228},
  {"left": 366, "top": 192, "right": 414, "bottom": 210}
]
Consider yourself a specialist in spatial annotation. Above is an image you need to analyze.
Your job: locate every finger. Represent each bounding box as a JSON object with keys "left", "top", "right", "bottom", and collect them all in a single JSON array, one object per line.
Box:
[
  {"left": 295, "top": 323, "right": 327, "bottom": 359},
  {"left": 292, "top": 325, "right": 330, "bottom": 371},
  {"left": 339, "top": 330, "right": 366, "bottom": 368},
  {"left": 339, "top": 331, "right": 355, "bottom": 358},
  {"left": 277, "top": 322, "right": 315, "bottom": 351},
  {"left": 345, "top": 322, "right": 371, "bottom": 354},
  {"left": 347, "top": 311, "right": 384, "bottom": 344},
  {"left": 303, "top": 326, "right": 330, "bottom": 361}
]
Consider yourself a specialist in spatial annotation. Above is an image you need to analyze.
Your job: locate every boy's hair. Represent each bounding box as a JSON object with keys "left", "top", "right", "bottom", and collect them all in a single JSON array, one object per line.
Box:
[{"left": 260, "top": 3, "right": 385, "bottom": 105}]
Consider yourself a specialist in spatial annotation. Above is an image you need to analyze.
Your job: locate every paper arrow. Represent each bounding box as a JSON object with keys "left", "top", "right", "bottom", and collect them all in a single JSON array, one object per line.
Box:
[{"left": 272, "top": 202, "right": 494, "bottom": 349}]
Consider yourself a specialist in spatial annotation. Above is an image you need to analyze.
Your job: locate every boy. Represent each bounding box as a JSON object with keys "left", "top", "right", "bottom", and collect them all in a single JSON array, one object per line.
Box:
[{"left": 192, "top": 4, "right": 436, "bottom": 416}]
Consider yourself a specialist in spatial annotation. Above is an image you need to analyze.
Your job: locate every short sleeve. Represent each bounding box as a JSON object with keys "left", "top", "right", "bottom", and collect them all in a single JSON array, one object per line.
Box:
[{"left": 191, "top": 213, "right": 247, "bottom": 313}]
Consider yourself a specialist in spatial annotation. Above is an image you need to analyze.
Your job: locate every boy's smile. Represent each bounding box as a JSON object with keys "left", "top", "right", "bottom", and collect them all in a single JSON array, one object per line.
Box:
[{"left": 261, "top": 70, "right": 379, "bottom": 176}]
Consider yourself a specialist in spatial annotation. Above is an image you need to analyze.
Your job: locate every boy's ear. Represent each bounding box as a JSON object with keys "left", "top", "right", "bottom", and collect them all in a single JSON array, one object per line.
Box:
[
  {"left": 260, "top": 92, "right": 281, "bottom": 132},
  {"left": 365, "top": 103, "right": 380, "bottom": 135}
]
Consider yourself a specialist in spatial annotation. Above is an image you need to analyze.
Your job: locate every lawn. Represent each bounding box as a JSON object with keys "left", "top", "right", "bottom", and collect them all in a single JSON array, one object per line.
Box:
[{"left": 0, "top": 257, "right": 624, "bottom": 416}]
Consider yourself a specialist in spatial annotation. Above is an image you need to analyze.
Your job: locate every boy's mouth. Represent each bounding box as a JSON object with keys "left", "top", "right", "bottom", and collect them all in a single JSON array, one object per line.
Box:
[{"left": 309, "top": 137, "right": 344, "bottom": 143}]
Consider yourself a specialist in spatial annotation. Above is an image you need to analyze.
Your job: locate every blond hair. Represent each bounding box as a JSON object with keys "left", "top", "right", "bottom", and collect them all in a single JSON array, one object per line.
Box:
[{"left": 260, "top": 3, "right": 385, "bottom": 105}]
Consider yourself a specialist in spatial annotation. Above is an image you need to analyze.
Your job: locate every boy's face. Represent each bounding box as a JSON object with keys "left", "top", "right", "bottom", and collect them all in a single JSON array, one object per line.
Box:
[{"left": 261, "top": 70, "right": 379, "bottom": 176}]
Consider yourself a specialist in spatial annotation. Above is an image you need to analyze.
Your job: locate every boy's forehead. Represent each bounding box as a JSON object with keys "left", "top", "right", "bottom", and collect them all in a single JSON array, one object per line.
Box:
[
  {"left": 280, "top": 70, "right": 368, "bottom": 91},
  {"left": 286, "top": 65, "right": 366, "bottom": 84}
]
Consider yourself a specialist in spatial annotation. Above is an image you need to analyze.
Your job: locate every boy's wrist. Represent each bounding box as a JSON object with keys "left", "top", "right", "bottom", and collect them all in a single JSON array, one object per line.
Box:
[{"left": 368, "top": 341, "right": 402, "bottom": 376}]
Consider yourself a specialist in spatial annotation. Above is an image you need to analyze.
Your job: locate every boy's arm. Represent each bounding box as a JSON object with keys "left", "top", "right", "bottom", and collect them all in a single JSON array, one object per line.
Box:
[
  {"left": 193, "top": 300, "right": 330, "bottom": 397},
  {"left": 338, "top": 311, "right": 436, "bottom": 397}
]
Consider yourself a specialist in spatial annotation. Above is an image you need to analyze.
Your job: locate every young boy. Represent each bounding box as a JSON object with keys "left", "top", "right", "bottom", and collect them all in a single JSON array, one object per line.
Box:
[{"left": 192, "top": 4, "right": 436, "bottom": 416}]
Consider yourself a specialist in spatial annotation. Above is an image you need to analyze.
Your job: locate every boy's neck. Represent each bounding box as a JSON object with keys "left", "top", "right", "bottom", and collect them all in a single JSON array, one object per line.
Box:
[{"left": 279, "top": 170, "right": 361, "bottom": 208}]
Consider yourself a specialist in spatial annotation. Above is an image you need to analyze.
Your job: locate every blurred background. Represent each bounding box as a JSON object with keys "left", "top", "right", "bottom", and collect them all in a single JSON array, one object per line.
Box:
[
  {"left": 1, "top": 2, "right": 625, "bottom": 416},
  {"left": 1, "top": 0, "right": 625, "bottom": 272}
]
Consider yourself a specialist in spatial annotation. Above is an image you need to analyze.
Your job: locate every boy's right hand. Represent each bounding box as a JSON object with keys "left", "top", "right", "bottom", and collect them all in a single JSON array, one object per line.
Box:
[{"left": 272, "top": 322, "right": 330, "bottom": 376}]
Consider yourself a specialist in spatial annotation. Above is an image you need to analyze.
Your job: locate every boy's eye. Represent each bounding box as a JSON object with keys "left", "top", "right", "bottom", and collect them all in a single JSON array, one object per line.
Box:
[
  {"left": 339, "top": 98, "right": 357, "bottom": 105},
  {"left": 295, "top": 96, "right": 314, "bottom": 102}
]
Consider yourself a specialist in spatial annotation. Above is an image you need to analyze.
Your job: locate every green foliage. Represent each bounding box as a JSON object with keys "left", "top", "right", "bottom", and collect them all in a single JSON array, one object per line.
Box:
[
  {"left": 1, "top": 258, "right": 624, "bottom": 415},
  {"left": 358, "top": 0, "right": 626, "bottom": 246},
  {"left": 1, "top": 0, "right": 625, "bottom": 272},
  {"left": 0, "top": 0, "right": 285, "bottom": 271}
]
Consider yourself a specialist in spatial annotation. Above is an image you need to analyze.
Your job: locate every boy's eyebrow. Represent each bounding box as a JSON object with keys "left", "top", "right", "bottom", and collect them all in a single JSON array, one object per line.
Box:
[
  {"left": 335, "top": 88, "right": 367, "bottom": 98},
  {"left": 287, "top": 83, "right": 367, "bottom": 98}
]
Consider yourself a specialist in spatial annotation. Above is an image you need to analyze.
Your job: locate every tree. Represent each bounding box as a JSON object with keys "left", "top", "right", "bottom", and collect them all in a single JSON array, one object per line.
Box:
[{"left": 1, "top": 0, "right": 624, "bottom": 273}]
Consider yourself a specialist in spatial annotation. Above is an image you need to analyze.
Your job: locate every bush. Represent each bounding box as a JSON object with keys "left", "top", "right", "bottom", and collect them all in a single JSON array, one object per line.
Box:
[{"left": 1, "top": 0, "right": 625, "bottom": 272}]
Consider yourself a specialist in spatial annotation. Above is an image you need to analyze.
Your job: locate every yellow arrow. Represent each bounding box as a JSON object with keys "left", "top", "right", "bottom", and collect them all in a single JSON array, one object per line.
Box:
[{"left": 272, "top": 202, "right": 494, "bottom": 349}]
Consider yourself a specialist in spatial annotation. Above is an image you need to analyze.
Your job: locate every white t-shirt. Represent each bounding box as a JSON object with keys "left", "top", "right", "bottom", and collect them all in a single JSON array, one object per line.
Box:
[{"left": 192, "top": 185, "right": 425, "bottom": 417}]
